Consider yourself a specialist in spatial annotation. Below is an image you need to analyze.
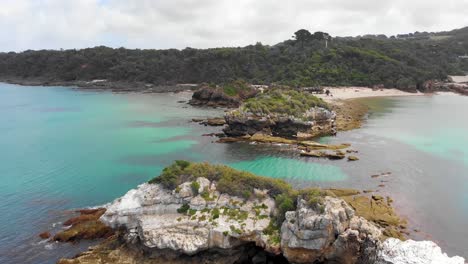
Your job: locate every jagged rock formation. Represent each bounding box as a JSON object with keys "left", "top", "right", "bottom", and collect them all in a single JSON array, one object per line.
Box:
[
  {"left": 189, "top": 82, "right": 258, "bottom": 108},
  {"left": 57, "top": 162, "right": 465, "bottom": 264},
  {"left": 223, "top": 107, "right": 335, "bottom": 139},
  {"left": 189, "top": 87, "right": 243, "bottom": 108},
  {"left": 281, "top": 197, "right": 382, "bottom": 263},
  {"left": 101, "top": 178, "right": 278, "bottom": 256}
]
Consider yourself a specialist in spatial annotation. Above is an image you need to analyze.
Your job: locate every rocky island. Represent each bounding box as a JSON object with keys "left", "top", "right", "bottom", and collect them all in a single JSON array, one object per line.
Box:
[
  {"left": 192, "top": 87, "right": 367, "bottom": 160},
  {"left": 189, "top": 81, "right": 258, "bottom": 108},
  {"left": 223, "top": 89, "right": 335, "bottom": 139},
  {"left": 54, "top": 161, "right": 464, "bottom": 264}
]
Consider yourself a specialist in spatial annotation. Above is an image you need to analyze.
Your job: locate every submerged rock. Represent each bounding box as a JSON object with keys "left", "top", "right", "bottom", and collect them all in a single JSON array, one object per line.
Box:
[
  {"left": 300, "top": 150, "right": 346, "bottom": 159},
  {"left": 39, "top": 231, "right": 51, "bottom": 239},
  {"left": 54, "top": 208, "right": 113, "bottom": 242},
  {"left": 203, "top": 118, "right": 226, "bottom": 126}
]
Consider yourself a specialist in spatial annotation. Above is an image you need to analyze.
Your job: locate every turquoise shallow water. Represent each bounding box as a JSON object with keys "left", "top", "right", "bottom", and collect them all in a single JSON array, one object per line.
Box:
[
  {"left": 229, "top": 157, "right": 347, "bottom": 182},
  {"left": 0, "top": 83, "right": 347, "bottom": 264},
  {"left": 362, "top": 95, "right": 468, "bottom": 166},
  {"left": 1, "top": 84, "right": 467, "bottom": 262}
]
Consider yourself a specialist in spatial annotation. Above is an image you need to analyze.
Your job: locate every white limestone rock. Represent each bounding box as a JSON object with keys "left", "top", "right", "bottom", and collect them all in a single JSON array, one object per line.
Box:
[
  {"left": 377, "top": 238, "right": 465, "bottom": 264},
  {"left": 100, "top": 177, "right": 276, "bottom": 255},
  {"left": 100, "top": 177, "right": 464, "bottom": 264},
  {"left": 281, "top": 196, "right": 382, "bottom": 263}
]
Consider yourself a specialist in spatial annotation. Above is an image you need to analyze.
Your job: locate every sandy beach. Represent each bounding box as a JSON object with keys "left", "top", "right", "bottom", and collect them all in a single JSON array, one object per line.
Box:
[
  {"left": 316, "top": 87, "right": 423, "bottom": 101},
  {"left": 449, "top": 75, "right": 468, "bottom": 83}
]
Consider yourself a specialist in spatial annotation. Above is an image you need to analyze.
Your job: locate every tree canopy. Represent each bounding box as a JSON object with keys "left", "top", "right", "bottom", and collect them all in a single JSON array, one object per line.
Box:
[{"left": 1, "top": 27, "right": 467, "bottom": 91}]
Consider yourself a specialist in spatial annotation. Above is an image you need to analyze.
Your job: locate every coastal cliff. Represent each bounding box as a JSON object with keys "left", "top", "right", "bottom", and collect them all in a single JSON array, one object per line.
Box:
[{"left": 57, "top": 161, "right": 464, "bottom": 264}]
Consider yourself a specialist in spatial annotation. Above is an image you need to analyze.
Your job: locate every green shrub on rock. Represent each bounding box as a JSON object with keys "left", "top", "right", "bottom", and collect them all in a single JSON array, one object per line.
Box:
[
  {"left": 191, "top": 181, "right": 200, "bottom": 196},
  {"left": 149, "top": 161, "right": 294, "bottom": 200},
  {"left": 177, "top": 204, "right": 190, "bottom": 214},
  {"left": 242, "top": 89, "right": 329, "bottom": 117},
  {"left": 275, "top": 194, "right": 295, "bottom": 224}
]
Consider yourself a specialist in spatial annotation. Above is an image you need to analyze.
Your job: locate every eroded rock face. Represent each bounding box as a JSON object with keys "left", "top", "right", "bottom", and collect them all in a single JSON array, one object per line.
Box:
[
  {"left": 281, "top": 197, "right": 382, "bottom": 264},
  {"left": 376, "top": 238, "right": 465, "bottom": 264},
  {"left": 59, "top": 180, "right": 466, "bottom": 264},
  {"left": 101, "top": 178, "right": 277, "bottom": 256},
  {"left": 223, "top": 107, "right": 335, "bottom": 138},
  {"left": 189, "top": 87, "right": 244, "bottom": 108}
]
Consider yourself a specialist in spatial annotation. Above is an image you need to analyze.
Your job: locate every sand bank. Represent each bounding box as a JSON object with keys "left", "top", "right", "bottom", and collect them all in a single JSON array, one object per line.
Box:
[{"left": 317, "top": 87, "right": 423, "bottom": 101}]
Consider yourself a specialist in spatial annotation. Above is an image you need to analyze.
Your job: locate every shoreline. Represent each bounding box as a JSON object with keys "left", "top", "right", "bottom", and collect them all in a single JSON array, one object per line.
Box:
[
  {"left": 0, "top": 78, "right": 198, "bottom": 93},
  {"left": 316, "top": 87, "right": 425, "bottom": 101}
]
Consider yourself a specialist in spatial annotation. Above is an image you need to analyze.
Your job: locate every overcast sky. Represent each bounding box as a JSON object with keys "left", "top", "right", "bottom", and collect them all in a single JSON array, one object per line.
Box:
[{"left": 1, "top": 0, "right": 468, "bottom": 52}]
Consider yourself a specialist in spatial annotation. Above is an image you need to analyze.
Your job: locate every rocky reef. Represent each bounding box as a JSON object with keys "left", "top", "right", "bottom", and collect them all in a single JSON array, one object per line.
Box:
[
  {"left": 53, "top": 208, "right": 113, "bottom": 243},
  {"left": 223, "top": 89, "right": 336, "bottom": 139},
  {"left": 56, "top": 161, "right": 464, "bottom": 264},
  {"left": 423, "top": 80, "right": 468, "bottom": 96}
]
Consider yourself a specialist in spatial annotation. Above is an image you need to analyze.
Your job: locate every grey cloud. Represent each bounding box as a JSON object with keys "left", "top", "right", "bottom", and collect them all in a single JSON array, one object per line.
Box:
[{"left": 0, "top": 0, "right": 467, "bottom": 51}]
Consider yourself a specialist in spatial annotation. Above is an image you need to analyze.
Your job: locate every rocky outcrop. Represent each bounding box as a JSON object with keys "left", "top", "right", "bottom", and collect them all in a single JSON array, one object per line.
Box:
[
  {"left": 223, "top": 107, "right": 336, "bottom": 138},
  {"left": 281, "top": 197, "right": 382, "bottom": 263},
  {"left": 189, "top": 84, "right": 258, "bottom": 108},
  {"left": 423, "top": 80, "right": 468, "bottom": 95},
  {"left": 194, "top": 117, "right": 226, "bottom": 126},
  {"left": 100, "top": 178, "right": 278, "bottom": 257},
  {"left": 53, "top": 208, "right": 113, "bottom": 242},
  {"left": 58, "top": 167, "right": 465, "bottom": 264},
  {"left": 189, "top": 87, "right": 242, "bottom": 108},
  {"left": 341, "top": 195, "right": 406, "bottom": 240},
  {"left": 376, "top": 238, "right": 465, "bottom": 264}
]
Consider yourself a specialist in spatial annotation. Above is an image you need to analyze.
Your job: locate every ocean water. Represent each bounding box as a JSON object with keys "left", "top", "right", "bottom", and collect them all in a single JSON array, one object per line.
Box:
[{"left": 0, "top": 83, "right": 467, "bottom": 263}]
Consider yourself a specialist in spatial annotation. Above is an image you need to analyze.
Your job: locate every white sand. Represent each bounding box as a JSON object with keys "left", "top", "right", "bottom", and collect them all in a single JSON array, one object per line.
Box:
[
  {"left": 448, "top": 75, "right": 468, "bottom": 83},
  {"left": 316, "top": 87, "right": 424, "bottom": 101}
]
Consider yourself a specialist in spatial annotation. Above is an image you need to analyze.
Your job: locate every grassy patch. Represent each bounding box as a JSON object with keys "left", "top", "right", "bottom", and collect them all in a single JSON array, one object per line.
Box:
[
  {"left": 242, "top": 89, "right": 329, "bottom": 117},
  {"left": 221, "top": 80, "right": 255, "bottom": 97},
  {"left": 149, "top": 161, "right": 294, "bottom": 201},
  {"left": 150, "top": 161, "right": 330, "bottom": 227}
]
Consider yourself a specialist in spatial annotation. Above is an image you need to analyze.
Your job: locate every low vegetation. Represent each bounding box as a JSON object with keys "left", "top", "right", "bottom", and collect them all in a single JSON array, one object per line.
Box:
[
  {"left": 149, "top": 161, "right": 329, "bottom": 226},
  {"left": 149, "top": 160, "right": 294, "bottom": 199},
  {"left": 149, "top": 161, "right": 405, "bottom": 239},
  {"left": 241, "top": 89, "right": 329, "bottom": 117},
  {"left": 221, "top": 80, "right": 255, "bottom": 97}
]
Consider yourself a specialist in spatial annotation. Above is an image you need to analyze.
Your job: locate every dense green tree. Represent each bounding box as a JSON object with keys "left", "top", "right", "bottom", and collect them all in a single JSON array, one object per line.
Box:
[
  {"left": 0, "top": 27, "right": 467, "bottom": 91},
  {"left": 293, "top": 29, "right": 313, "bottom": 47}
]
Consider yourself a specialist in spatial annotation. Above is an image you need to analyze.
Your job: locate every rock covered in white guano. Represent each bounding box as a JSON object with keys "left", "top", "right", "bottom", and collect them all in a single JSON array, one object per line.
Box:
[
  {"left": 280, "top": 196, "right": 382, "bottom": 263},
  {"left": 376, "top": 238, "right": 465, "bottom": 264},
  {"left": 100, "top": 178, "right": 276, "bottom": 255}
]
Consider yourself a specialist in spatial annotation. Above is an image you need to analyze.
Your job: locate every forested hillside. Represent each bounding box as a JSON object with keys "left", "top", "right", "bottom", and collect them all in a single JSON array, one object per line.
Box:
[{"left": 1, "top": 28, "right": 467, "bottom": 90}]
